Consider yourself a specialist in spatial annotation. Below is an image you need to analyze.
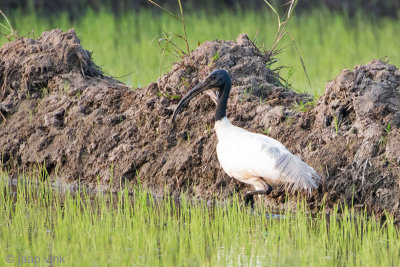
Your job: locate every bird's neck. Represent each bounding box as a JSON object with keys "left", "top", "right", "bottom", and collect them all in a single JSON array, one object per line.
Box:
[
  {"left": 215, "top": 83, "right": 231, "bottom": 121},
  {"left": 214, "top": 116, "right": 233, "bottom": 141}
]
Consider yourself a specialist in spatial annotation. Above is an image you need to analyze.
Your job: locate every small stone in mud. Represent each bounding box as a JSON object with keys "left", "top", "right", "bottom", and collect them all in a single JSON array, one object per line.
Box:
[{"left": 44, "top": 109, "right": 65, "bottom": 128}]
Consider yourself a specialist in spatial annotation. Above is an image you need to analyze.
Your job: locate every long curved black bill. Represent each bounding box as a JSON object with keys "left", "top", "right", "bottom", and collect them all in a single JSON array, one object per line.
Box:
[{"left": 171, "top": 81, "right": 210, "bottom": 124}]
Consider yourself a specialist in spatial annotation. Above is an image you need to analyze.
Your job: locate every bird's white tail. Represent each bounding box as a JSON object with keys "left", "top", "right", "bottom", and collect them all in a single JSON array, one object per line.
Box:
[{"left": 268, "top": 147, "right": 321, "bottom": 193}]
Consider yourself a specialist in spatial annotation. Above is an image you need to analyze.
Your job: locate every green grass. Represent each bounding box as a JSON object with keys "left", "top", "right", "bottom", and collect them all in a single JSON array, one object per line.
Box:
[
  {"left": 1, "top": 8, "right": 399, "bottom": 95},
  {"left": 1, "top": 168, "right": 399, "bottom": 266}
]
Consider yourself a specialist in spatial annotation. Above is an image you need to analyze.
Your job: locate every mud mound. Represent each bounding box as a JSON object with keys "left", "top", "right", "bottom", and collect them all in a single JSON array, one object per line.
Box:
[
  {"left": 275, "top": 60, "right": 400, "bottom": 219},
  {"left": 309, "top": 61, "right": 400, "bottom": 218},
  {"left": 0, "top": 30, "right": 306, "bottom": 197},
  {"left": 0, "top": 29, "right": 399, "bottom": 221},
  {"left": 0, "top": 29, "right": 102, "bottom": 121}
]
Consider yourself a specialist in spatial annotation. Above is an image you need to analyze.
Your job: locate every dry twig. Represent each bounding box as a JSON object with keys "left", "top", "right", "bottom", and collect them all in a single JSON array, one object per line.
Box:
[
  {"left": 147, "top": 0, "right": 190, "bottom": 57},
  {"left": 263, "top": 0, "right": 297, "bottom": 57},
  {"left": 0, "top": 9, "right": 19, "bottom": 40}
]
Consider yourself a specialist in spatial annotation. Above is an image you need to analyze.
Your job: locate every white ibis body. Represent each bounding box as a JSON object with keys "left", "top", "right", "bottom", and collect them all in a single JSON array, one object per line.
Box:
[{"left": 172, "top": 69, "right": 320, "bottom": 203}]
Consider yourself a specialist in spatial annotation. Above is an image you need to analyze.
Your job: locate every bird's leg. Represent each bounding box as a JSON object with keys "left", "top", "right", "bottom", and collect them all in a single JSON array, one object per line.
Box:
[{"left": 244, "top": 184, "right": 272, "bottom": 208}]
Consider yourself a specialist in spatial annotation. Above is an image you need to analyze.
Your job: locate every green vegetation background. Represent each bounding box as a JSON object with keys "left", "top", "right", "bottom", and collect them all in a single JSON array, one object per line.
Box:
[{"left": 2, "top": 7, "right": 399, "bottom": 96}]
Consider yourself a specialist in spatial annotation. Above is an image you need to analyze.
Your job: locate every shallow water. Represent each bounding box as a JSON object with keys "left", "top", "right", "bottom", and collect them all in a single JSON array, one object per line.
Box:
[{"left": 4, "top": 176, "right": 288, "bottom": 221}]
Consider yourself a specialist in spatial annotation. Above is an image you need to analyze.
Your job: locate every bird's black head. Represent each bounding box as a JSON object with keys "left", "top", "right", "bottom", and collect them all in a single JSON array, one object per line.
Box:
[
  {"left": 171, "top": 69, "right": 231, "bottom": 124},
  {"left": 204, "top": 69, "right": 231, "bottom": 89}
]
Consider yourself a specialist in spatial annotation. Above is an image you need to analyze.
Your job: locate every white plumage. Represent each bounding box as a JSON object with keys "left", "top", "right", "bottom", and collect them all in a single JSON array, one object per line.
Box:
[{"left": 215, "top": 117, "right": 320, "bottom": 193}]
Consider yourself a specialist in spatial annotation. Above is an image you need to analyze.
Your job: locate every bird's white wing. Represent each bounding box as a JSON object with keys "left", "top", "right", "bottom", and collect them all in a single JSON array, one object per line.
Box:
[
  {"left": 216, "top": 122, "right": 320, "bottom": 193},
  {"left": 260, "top": 143, "right": 320, "bottom": 193},
  {"left": 216, "top": 127, "right": 282, "bottom": 183}
]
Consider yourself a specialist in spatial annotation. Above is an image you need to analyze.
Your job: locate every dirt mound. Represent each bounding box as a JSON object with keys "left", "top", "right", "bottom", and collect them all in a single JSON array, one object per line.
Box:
[
  {"left": 0, "top": 29, "right": 399, "bottom": 220},
  {"left": 310, "top": 61, "right": 400, "bottom": 218}
]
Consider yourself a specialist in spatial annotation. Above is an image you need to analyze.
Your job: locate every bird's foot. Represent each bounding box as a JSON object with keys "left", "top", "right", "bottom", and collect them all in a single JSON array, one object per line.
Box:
[
  {"left": 244, "top": 191, "right": 256, "bottom": 208},
  {"left": 243, "top": 186, "right": 273, "bottom": 208}
]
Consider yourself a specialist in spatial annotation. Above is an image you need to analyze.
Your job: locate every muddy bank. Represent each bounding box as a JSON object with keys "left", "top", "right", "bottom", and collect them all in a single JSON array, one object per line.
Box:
[{"left": 0, "top": 29, "right": 399, "bottom": 220}]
